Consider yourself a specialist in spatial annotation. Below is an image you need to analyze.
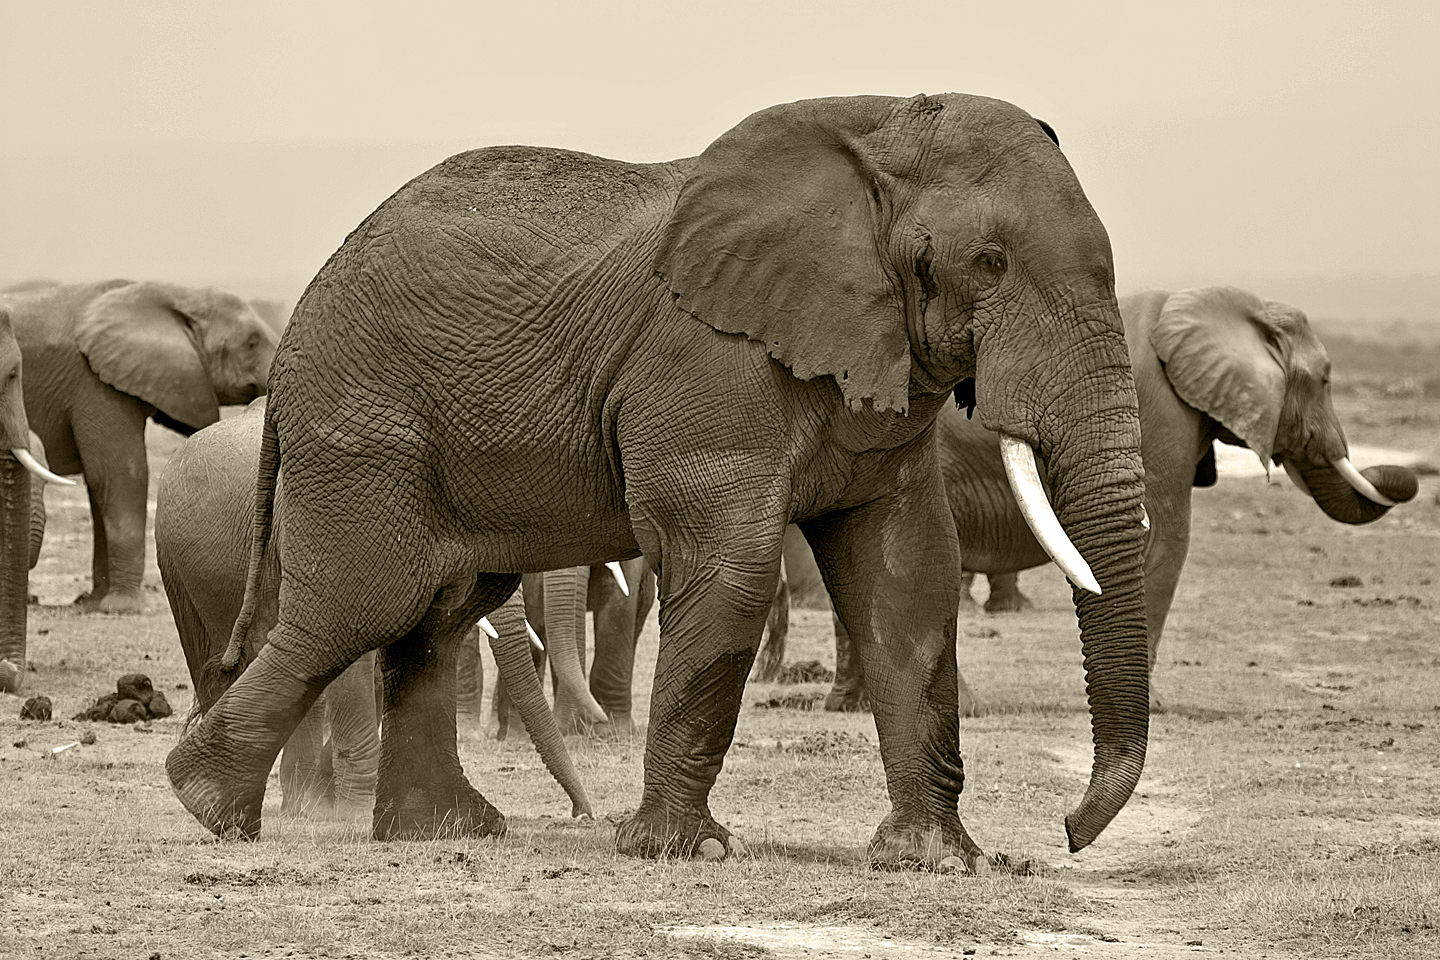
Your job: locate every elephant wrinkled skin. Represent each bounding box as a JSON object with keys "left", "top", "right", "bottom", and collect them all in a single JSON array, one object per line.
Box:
[
  {"left": 157, "top": 399, "right": 595, "bottom": 829},
  {"left": 167, "top": 93, "right": 1151, "bottom": 868},
  {"left": 1, "top": 280, "right": 278, "bottom": 613}
]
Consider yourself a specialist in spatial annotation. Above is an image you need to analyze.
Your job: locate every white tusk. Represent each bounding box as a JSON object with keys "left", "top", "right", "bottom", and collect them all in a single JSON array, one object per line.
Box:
[
  {"left": 605, "top": 561, "right": 629, "bottom": 596},
  {"left": 1331, "top": 457, "right": 1396, "bottom": 507},
  {"left": 477, "top": 617, "right": 499, "bottom": 639},
  {"left": 524, "top": 619, "right": 545, "bottom": 651},
  {"left": 1139, "top": 505, "right": 1150, "bottom": 531},
  {"left": 999, "top": 435, "right": 1102, "bottom": 596},
  {"left": 1281, "top": 460, "right": 1312, "bottom": 497},
  {"left": 11, "top": 448, "right": 76, "bottom": 486}
]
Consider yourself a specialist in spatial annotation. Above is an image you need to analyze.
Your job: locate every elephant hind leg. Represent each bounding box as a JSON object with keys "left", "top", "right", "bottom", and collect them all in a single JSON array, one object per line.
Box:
[{"left": 372, "top": 574, "right": 518, "bottom": 841}]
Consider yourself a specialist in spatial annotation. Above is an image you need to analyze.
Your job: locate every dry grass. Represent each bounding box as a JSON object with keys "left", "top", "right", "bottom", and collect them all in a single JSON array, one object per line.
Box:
[{"left": 3, "top": 335, "right": 1439, "bottom": 958}]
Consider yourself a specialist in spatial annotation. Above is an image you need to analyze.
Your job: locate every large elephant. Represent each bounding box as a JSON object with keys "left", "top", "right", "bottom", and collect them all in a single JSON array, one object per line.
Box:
[
  {"left": 0, "top": 279, "right": 278, "bottom": 613},
  {"left": 808, "top": 286, "right": 1420, "bottom": 713},
  {"left": 0, "top": 305, "right": 77, "bottom": 694},
  {"left": 166, "top": 93, "right": 1152, "bottom": 871},
  {"left": 156, "top": 399, "right": 595, "bottom": 821}
]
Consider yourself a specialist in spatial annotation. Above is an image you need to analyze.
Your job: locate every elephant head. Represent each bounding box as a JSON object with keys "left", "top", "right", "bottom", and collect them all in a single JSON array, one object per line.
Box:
[
  {"left": 1150, "top": 287, "right": 1418, "bottom": 521},
  {"left": 75, "top": 281, "right": 278, "bottom": 434}
]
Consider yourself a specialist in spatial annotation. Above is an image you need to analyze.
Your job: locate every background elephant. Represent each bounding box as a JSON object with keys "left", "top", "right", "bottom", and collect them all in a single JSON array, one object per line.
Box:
[
  {"left": 0, "top": 279, "right": 278, "bottom": 613},
  {"left": 492, "top": 559, "right": 657, "bottom": 740},
  {"left": 799, "top": 286, "right": 1419, "bottom": 713},
  {"left": 505, "top": 558, "right": 791, "bottom": 741},
  {"left": 168, "top": 93, "right": 1152, "bottom": 869},
  {"left": 0, "top": 305, "right": 78, "bottom": 694},
  {"left": 156, "top": 398, "right": 595, "bottom": 821}
]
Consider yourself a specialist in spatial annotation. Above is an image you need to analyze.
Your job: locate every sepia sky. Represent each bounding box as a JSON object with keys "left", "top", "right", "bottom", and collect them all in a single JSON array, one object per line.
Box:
[{"left": 2, "top": 0, "right": 1437, "bottom": 319}]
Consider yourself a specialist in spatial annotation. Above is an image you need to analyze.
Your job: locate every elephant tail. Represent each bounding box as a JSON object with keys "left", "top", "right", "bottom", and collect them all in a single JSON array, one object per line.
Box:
[{"left": 222, "top": 409, "right": 281, "bottom": 673}]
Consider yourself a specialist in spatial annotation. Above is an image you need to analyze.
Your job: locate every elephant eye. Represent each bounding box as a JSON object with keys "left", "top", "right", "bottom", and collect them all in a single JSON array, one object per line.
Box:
[{"left": 974, "top": 248, "right": 1007, "bottom": 288}]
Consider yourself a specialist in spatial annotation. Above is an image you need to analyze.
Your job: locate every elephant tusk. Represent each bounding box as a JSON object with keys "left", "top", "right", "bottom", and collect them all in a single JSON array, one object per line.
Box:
[
  {"left": 1331, "top": 457, "right": 1396, "bottom": 507},
  {"left": 524, "top": 619, "right": 545, "bottom": 651},
  {"left": 11, "top": 448, "right": 76, "bottom": 486},
  {"left": 999, "top": 435, "right": 1102, "bottom": 596},
  {"left": 1281, "top": 459, "right": 1313, "bottom": 497},
  {"left": 1139, "top": 505, "right": 1150, "bottom": 531},
  {"left": 477, "top": 617, "right": 499, "bottom": 639},
  {"left": 605, "top": 561, "right": 630, "bottom": 596}
]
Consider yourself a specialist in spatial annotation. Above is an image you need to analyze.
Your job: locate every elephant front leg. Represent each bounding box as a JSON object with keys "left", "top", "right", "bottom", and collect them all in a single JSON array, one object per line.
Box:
[
  {"left": 614, "top": 510, "right": 784, "bottom": 859},
  {"left": 373, "top": 596, "right": 509, "bottom": 841},
  {"left": 802, "top": 487, "right": 986, "bottom": 873},
  {"left": 77, "top": 446, "right": 149, "bottom": 614}
]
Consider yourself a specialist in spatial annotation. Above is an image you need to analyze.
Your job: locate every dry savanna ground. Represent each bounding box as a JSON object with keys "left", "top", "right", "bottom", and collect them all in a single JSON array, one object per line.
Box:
[{"left": 3, "top": 326, "right": 1438, "bottom": 960}]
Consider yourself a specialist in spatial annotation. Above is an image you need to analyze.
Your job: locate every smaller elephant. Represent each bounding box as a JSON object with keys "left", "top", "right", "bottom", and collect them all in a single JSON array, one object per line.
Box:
[
  {"left": 788, "top": 287, "right": 1420, "bottom": 713},
  {"left": 493, "top": 559, "right": 657, "bottom": 741},
  {"left": 503, "top": 559, "right": 793, "bottom": 740},
  {"left": 157, "top": 399, "right": 596, "bottom": 824},
  {"left": 3, "top": 279, "right": 278, "bottom": 613}
]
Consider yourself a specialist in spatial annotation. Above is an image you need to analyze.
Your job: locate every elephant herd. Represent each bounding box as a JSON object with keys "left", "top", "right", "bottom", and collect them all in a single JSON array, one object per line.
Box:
[{"left": 0, "top": 93, "right": 1420, "bottom": 873}]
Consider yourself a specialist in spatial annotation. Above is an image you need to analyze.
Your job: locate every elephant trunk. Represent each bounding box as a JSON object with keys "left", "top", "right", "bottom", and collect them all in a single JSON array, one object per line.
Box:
[
  {"left": 0, "top": 452, "right": 32, "bottom": 692},
  {"left": 485, "top": 591, "right": 593, "bottom": 818},
  {"left": 542, "top": 566, "right": 609, "bottom": 726},
  {"left": 1290, "top": 457, "right": 1418, "bottom": 525},
  {"left": 1004, "top": 332, "right": 1151, "bottom": 853}
]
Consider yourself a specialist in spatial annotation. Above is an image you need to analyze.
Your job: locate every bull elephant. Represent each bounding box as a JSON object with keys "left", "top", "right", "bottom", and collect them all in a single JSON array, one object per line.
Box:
[
  {"left": 155, "top": 399, "right": 595, "bottom": 822},
  {"left": 166, "top": 93, "right": 1153, "bottom": 871},
  {"left": 807, "top": 286, "right": 1419, "bottom": 713},
  {"left": 0, "top": 279, "right": 277, "bottom": 613}
]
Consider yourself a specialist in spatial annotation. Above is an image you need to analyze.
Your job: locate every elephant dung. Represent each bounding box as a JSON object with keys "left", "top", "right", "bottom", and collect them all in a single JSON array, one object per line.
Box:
[
  {"left": 71, "top": 674, "right": 174, "bottom": 723},
  {"left": 19, "top": 695, "right": 52, "bottom": 721}
]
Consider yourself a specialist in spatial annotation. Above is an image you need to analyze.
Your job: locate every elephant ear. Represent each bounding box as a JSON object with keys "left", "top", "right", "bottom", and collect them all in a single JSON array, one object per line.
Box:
[
  {"left": 654, "top": 96, "right": 913, "bottom": 413},
  {"left": 75, "top": 281, "right": 219, "bottom": 431},
  {"left": 1150, "top": 286, "right": 1287, "bottom": 467}
]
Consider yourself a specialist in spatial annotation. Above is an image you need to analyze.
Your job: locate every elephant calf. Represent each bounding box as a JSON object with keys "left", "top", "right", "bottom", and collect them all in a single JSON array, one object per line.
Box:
[{"left": 156, "top": 399, "right": 596, "bottom": 823}]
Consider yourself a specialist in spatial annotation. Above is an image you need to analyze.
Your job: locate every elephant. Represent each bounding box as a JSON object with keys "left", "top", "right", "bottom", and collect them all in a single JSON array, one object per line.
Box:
[
  {"left": 0, "top": 279, "right": 278, "bottom": 613},
  {"left": 492, "top": 558, "right": 658, "bottom": 741},
  {"left": 156, "top": 398, "right": 596, "bottom": 821},
  {"left": 504, "top": 557, "right": 791, "bottom": 741},
  {"left": 0, "top": 305, "right": 78, "bottom": 694},
  {"left": 166, "top": 93, "right": 1153, "bottom": 872},
  {"left": 803, "top": 286, "right": 1419, "bottom": 713}
]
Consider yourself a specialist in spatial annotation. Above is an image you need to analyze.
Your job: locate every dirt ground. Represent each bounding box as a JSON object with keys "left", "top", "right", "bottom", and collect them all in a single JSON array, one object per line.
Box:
[{"left": 2, "top": 343, "right": 1438, "bottom": 959}]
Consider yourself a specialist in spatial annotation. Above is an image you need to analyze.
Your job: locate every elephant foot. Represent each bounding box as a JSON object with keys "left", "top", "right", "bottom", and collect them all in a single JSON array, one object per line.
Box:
[
  {"left": 983, "top": 592, "right": 1033, "bottom": 614},
  {"left": 372, "top": 783, "right": 506, "bottom": 841},
  {"left": 586, "top": 712, "right": 638, "bottom": 740},
  {"left": 76, "top": 589, "right": 147, "bottom": 615},
  {"left": 823, "top": 687, "right": 870, "bottom": 712},
  {"left": 866, "top": 809, "right": 987, "bottom": 874},
  {"left": 615, "top": 800, "right": 742, "bottom": 860},
  {"left": 165, "top": 748, "right": 264, "bottom": 840}
]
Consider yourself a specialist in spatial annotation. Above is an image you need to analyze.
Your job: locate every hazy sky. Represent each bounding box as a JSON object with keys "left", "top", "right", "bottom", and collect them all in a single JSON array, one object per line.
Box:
[{"left": 3, "top": 0, "right": 1437, "bottom": 314}]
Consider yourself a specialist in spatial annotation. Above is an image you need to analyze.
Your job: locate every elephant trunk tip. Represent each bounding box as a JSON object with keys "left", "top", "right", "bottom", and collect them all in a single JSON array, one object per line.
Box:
[{"left": 1063, "top": 737, "right": 1148, "bottom": 854}]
